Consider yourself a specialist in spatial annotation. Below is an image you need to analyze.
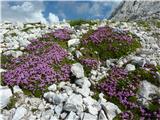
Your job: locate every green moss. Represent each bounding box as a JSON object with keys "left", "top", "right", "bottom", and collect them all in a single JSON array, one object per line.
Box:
[
  {"left": 69, "top": 19, "right": 97, "bottom": 26},
  {"left": 137, "top": 21, "right": 150, "bottom": 28},
  {"left": 5, "top": 94, "right": 18, "bottom": 110},
  {"left": 0, "top": 54, "right": 11, "bottom": 65},
  {"left": 132, "top": 68, "right": 160, "bottom": 87},
  {"left": 80, "top": 29, "right": 141, "bottom": 60},
  {"left": 148, "top": 102, "right": 160, "bottom": 112},
  {"left": 34, "top": 90, "right": 43, "bottom": 97},
  {"left": 31, "top": 108, "right": 38, "bottom": 112},
  {"left": 92, "top": 90, "right": 100, "bottom": 100},
  {"left": 155, "top": 20, "right": 160, "bottom": 28},
  {"left": 22, "top": 89, "right": 33, "bottom": 96},
  {"left": 10, "top": 32, "right": 17, "bottom": 37}
]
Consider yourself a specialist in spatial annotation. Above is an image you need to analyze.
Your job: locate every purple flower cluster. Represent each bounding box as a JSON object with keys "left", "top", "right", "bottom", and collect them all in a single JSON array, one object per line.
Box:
[
  {"left": 81, "top": 58, "right": 99, "bottom": 69},
  {"left": 83, "top": 26, "right": 133, "bottom": 45},
  {"left": 2, "top": 40, "right": 71, "bottom": 91},
  {"left": 140, "top": 106, "right": 160, "bottom": 119},
  {"left": 99, "top": 67, "right": 138, "bottom": 109},
  {"left": 119, "top": 111, "right": 134, "bottom": 120},
  {"left": 52, "top": 28, "right": 72, "bottom": 40},
  {"left": 99, "top": 67, "right": 160, "bottom": 119}
]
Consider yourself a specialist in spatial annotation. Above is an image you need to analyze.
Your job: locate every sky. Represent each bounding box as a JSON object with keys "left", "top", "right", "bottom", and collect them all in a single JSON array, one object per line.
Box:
[{"left": 1, "top": 1, "right": 122, "bottom": 24}]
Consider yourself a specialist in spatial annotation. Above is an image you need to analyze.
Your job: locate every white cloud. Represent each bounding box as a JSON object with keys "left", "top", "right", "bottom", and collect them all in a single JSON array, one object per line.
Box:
[
  {"left": 76, "top": 1, "right": 121, "bottom": 18},
  {"left": 1, "top": 1, "right": 59, "bottom": 24},
  {"left": 48, "top": 13, "right": 59, "bottom": 23}
]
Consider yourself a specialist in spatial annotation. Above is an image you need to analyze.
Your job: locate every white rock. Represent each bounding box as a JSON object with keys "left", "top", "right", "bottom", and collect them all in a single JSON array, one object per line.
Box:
[
  {"left": 117, "top": 60, "right": 124, "bottom": 67},
  {"left": 64, "top": 93, "right": 83, "bottom": 112},
  {"left": 12, "top": 51, "right": 23, "bottom": 58},
  {"left": 48, "top": 84, "right": 57, "bottom": 92},
  {"left": 125, "top": 64, "right": 136, "bottom": 71},
  {"left": 65, "top": 111, "right": 79, "bottom": 120},
  {"left": 83, "top": 96, "right": 98, "bottom": 106},
  {"left": 13, "top": 86, "right": 23, "bottom": 93},
  {"left": 77, "top": 87, "right": 90, "bottom": 97},
  {"left": 44, "top": 92, "right": 55, "bottom": 103},
  {"left": 0, "top": 68, "right": 7, "bottom": 73},
  {"left": 88, "top": 105, "right": 98, "bottom": 115},
  {"left": 53, "top": 94, "right": 66, "bottom": 105},
  {"left": 41, "top": 110, "right": 54, "bottom": 120},
  {"left": 139, "top": 80, "right": 160, "bottom": 106},
  {"left": 12, "top": 107, "right": 27, "bottom": 120},
  {"left": 151, "top": 44, "right": 159, "bottom": 49},
  {"left": 101, "top": 102, "right": 121, "bottom": 120},
  {"left": 68, "top": 39, "right": 80, "bottom": 47},
  {"left": 63, "top": 86, "right": 73, "bottom": 96},
  {"left": 0, "top": 86, "right": 12, "bottom": 109},
  {"left": 55, "top": 104, "right": 63, "bottom": 116},
  {"left": 98, "top": 110, "right": 108, "bottom": 120},
  {"left": 83, "top": 97, "right": 101, "bottom": 115},
  {"left": 60, "top": 113, "right": 67, "bottom": 119},
  {"left": 98, "top": 93, "right": 107, "bottom": 103},
  {"left": 58, "top": 82, "right": 66, "bottom": 89},
  {"left": 91, "top": 70, "right": 98, "bottom": 76},
  {"left": 71, "top": 63, "right": 84, "bottom": 78},
  {"left": 156, "top": 72, "right": 160, "bottom": 83},
  {"left": 75, "top": 77, "right": 91, "bottom": 88},
  {"left": 131, "top": 56, "right": 142, "bottom": 62},
  {"left": 83, "top": 113, "right": 97, "bottom": 120},
  {"left": 75, "top": 50, "right": 82, "bottom": 58},
  {"left": 50, "top": 116, "right": 58, "bottom": 120},
  {"left": 0, "top": 114, "right": 4, "bottom": 120},
  {"left": 150, "top": 60, "right": 157, "bottom": 66}
]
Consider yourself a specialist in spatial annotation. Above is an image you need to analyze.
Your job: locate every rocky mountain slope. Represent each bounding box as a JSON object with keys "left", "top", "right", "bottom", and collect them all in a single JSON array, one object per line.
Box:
[
  {"left": 0, "top": 1, "right": 160, "bottom": 119},
  {"left": 109, "top": 0, "right": 160, "bottom": 21},
  {"left": 0, "top": 19, "right": 160, "bottom": 120}
]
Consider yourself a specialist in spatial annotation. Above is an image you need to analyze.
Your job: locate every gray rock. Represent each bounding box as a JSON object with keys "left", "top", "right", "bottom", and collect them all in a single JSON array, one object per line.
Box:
[
  {"left": 110, "top": 1, "right": 160, "bottom": 20},
  {"left": 71, "top": 63, "right": 84, "bottom": 78}
]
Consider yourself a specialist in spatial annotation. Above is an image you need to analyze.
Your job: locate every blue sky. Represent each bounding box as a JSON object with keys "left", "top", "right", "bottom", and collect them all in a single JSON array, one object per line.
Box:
[{"left": 1, "top": 1, "right": 121, "bottom": 23}]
